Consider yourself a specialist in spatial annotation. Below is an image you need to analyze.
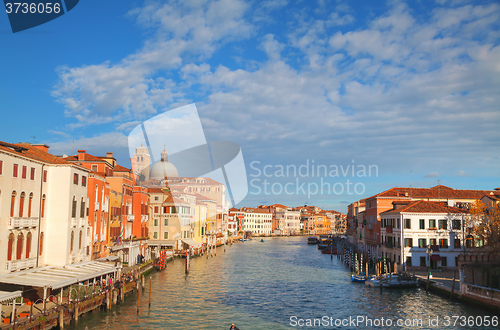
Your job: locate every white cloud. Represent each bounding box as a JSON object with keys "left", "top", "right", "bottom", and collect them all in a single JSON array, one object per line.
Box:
[{"left": 424, "top": 172, "right": 442, "bottom": 178}]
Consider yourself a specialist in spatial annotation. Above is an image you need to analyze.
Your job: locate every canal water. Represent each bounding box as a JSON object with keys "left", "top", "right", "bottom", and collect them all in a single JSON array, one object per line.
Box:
[{"left": 70, "top": 237, "right": 498, "bottom": 329}]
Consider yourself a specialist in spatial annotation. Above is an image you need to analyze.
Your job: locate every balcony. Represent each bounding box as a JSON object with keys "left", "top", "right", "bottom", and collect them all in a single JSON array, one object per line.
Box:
[
  {"left": 384, "top": 241, "right": 394, "bottom": 249},
  {"left": 94, "top": 234, "right": 98, "bottom": 242},
  {"left": 385, "top": 227, "right": 393, "bottom": 233},
  {"left": 127, "top": 214, "right": 135, "bottom": 222},
  {"left": 9, "top": 217, "right": 38, "bottom": 228},
  {"left": 142, "top": 215, "right": 149, "bottom": 222},
  {"left": 95, "top": 202, "right": 100, "bottom": 211},
  {"left": 72, "top": 218, "right": 78, "bottom": 227},
  {"left": 5, "top": 257, "right": 36, "bottom": 272}
]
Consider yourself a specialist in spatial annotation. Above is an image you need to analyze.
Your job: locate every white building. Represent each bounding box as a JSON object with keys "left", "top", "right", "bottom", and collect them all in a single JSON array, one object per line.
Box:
[
  {"left": 380, "top": 200, "right": 468, "bottom": 271},
  {"left": 276, "top": 210, "right": 301, "bottom": 235},
  {"left": 241, "top": 208, "right": 272, "bottom": 236},
  {"left": 0, "top": 142, "right": 90, "bottom": 274}
]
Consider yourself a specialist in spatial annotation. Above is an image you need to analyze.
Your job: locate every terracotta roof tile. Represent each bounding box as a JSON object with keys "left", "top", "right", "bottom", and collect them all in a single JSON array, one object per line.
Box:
[{"left": 380, "top": 200, "right": 467, "bottom": 215}]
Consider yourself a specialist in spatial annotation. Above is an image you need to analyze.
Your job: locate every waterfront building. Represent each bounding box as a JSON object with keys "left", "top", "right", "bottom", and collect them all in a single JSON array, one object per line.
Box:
[
  {"left": 276, "top": 209, "right": 301, "bottom": 235},
  {"left": 380, "top": 200, "right": 469, "bottom": 272},
  {"left": 357, "top": 185, "right": 495, "bottom": 262},
  {"left": 240, "top": 207, "right": 272, "bottom": 236},
  {"left": 63, "top": 150, "right": 111, "bottom": 260},
  {"left": 0, "top": 142, "right": 91, "bottom": 273}
]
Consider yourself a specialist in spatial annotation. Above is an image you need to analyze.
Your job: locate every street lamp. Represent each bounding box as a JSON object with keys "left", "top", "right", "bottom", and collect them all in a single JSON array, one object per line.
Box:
[{"left": 426, "top": 245, "right": 433, "bottom": 279}]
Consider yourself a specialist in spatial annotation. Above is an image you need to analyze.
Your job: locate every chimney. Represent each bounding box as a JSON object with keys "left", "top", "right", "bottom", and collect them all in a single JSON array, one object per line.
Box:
[
  {"left": 106, "top": 152, "right": 113, "bottom": 158},
  {"left": 32, "top": 144, "right": 50, "bottom": 153},
  {"left": 78, "top": 150, "right": 86, "bottom": 161}
]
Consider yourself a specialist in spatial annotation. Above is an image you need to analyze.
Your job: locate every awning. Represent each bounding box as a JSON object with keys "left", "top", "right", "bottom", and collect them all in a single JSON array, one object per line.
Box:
[
  {"left": 97, "top": 255, "right": 119, "bottom": 262},
  {"left": 148, "top": 240, "right": 176, "bottom": 247},
  {"left": 431, "top": 254, "right": 443, "bottom": 261},
  {"left": 0, "top": 261, "right": 118, "bottom": 290},
  {"left": 0, "top": 290, "right": 22, "bottom": 303},
  {"left": 181, "top": 239, "right": 201, "bottom": 248}
]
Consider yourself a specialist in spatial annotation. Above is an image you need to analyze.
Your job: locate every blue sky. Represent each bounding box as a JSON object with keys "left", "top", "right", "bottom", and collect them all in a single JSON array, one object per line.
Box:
[{"left": 1, "top": 0, "right": 499, "bottom": 211}]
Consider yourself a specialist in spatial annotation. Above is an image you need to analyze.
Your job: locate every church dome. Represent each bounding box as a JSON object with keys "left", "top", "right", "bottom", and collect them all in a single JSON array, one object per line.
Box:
[{"left": 150, "top": 149, "right": 178, "bottom": 179}]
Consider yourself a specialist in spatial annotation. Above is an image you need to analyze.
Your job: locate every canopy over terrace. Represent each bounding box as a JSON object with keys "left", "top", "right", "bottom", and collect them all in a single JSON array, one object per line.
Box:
[
  {"left": 0, "top": 291, "right": 22, "bottom": 304},
  {"left": 0, "top": 261, "right": 118, "bottom": 291},
  {"left": 181, "top": 238, "right": 201, "bottom": 249}
]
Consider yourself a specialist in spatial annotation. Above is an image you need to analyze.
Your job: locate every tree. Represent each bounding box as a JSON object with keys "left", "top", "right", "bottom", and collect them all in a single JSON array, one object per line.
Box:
[{"left": 469, "top": 199, "right": 500, "bottom": 254}]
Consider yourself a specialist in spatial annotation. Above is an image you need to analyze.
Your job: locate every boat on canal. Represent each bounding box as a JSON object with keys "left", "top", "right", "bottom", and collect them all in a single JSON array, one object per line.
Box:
[
  {"left": 351, "top": 273, "right": 367, "bottom": 282},
  {"left": 307, "top": 236, "right": 319, "bottom": 244}
]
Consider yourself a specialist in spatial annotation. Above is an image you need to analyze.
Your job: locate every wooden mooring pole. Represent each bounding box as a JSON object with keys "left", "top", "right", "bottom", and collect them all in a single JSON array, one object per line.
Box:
[
  {"left": 450, "top": 270, "right": 456, "bottom": 301},
  {"left": 149, "top": 277, "right": 152, "bottom": 309}
]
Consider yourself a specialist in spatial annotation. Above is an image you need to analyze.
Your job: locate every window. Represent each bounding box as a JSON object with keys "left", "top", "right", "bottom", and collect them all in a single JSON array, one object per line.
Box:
[
  {"left": 154, "top": 219, "right": 158, "bottom": 226},
  {"left": 72, "top": 197, "right": 77, "bottom": 218},
  {"left": 80, "top": 198, "right": 86, "bottom": 218},
  {"left": 7, "top": 233, "right": 14, "bottom": 261},
  {"left": 418, "top": 239, "right": 427, "bottom": 248},
  {"left": 82, "top": 176, "right": 87, "bottom": 187},
  {"left": 43, "top": 170, "right": 47, "bottom": 182},
  {"left": 13, "top": 164, "right": 18, "bottom": 177},
  {"left": 439, "top": 239, "right": 448, "bottom": 248},
  {"left": 455, "top": 257, "right": 459, "bottom": 267},
  {"left": 404, "top": 219, "right": 411, "bottom": 229},
  {"left": 91, "top": 165, "right": 98, "bottom": 172},
  {"left": 164, "top": 219, "right": 168, "bottom": 226},
  {"left": 26, "top": 232, "right": 32, "bottom": 258},
  {"left": 30, "top": 167, "right": 35, "bottom": 180},
  {"left": 154, "top": 196, "right": 159, "bottom": 201},
  {"left": 41, "top": 195, "right": 46, "bottom": 218},
  {"left": 430, "top": 238, "right": 437, "bottom": 246},
  {"left": 0, "top": 160, "right": 2, "bottom": 175},
  {"left": 442, "top": 257, "right": 447, "bottom": 267},
  {"left": 404, "top": 238, "right": 413, "bottom": 247},
  {"left": 429, "top": 219, "right": 436, "bottom": 230},
  {"left": 454, "top": 238, "right": 461, "bottom": 249},
  {"left": 22, "top": 166, "right": 27, "bottom": 179},
  {"left": 16, "top": 232, "right": 24, "bottom": 260},
  {"left": 438, "top": 220, "right": 447, "bottom": 230},
  {"left": 28, "top": 193, "right": 33, "bottom": 217},
  {"left": 79, "top": 231, "right": 82, "bottom": 250},
  {"left": 19, "top": 192, "right": 25, "bottom": 217},
  {"left": 73, "top": 173, "right": 79, "bottom": 185},
  {"left": 452, "top": 220, "right": 461, "bottom": 230},
  {"left": 420, "top": 256, "right": 426, "bottom": 267},
  {"left": 11, "top": 191, "right": 16, "bottom": 217},
  {"left": 153, "top": 232, "right": 158, "bottom": 239},
  {"left": 39, "top": 232, "right": 44, "bottom": 255},
  {"left": 70, "top": 231, "right": 74, "bottom": 253},
  {"left": 466, "top": 235, "right": 473, "bottom": 248},
  {"left": 163, "top": 232, "right": 169, "bottom": 239},
  {"left": 406, "top": 256, "right": 412, "bottom": 267},
  {"left": 419, "top": 219, "right": 425, "bottom": 230},
  {"left": 154, "top": 206, "right": 159, "bottom": 214}
]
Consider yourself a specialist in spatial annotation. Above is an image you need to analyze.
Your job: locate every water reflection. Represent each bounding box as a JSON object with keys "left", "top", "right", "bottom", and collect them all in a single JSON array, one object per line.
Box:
[{"left": 71, "top": 237, "right": 497, "bottom": 330}]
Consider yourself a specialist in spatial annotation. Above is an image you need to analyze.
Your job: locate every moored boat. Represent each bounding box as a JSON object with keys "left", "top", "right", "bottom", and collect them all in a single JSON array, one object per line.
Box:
[
  {"left": 351, "top": 273, "right": 367, "bottom": 282},
  {"left": 321, "top": 248, "right": 337, "bottom": 254},
  {"left": 307, "top": 236, "right": 319, "bottom": 244}
]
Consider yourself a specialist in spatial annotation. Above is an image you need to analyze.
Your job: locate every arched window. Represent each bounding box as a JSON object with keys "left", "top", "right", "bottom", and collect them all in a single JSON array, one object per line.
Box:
[
  {"left": 80, "top": 197, "right": 85, "bottom": 218},
  {"left": 28, "top": 193, "right": 33, "bottom": 217},
  {"left": 41, "top": 195, "right": 46, "bottom": 218},
  {"left": 95, "top": 185, "right": 98, "bottom": 202},
  {"left": 26, "top": 232, "right": 32, "bottom": 258},
  {"left": 7, "top": 233, "right": 14, "bottom": 261},
  {"left": 19, "top": 192, "right": 25, "bottom": 217},
  {"left": 70, "top": 231, "right": 74, "bottom": 253},
  {"left": 16, "top": 232, "right": 24, "bottom": 260},
  {"left": 79, "top": 230, "right": 82, "bottom": 250},
  {"left": 71, "top": 196, "right": 77, "bottom": 218},
  {"left": 39, "top": 232, "right": 44, "bottom": 256},
  {"left": 11, "top": 191, "right": 17, "bottom": 217}
]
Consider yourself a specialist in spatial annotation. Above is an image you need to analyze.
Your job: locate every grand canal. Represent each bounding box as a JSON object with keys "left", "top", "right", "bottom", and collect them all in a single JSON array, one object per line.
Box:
[{"left": 70, "top": 237, "right": 498, "bottom": 329}]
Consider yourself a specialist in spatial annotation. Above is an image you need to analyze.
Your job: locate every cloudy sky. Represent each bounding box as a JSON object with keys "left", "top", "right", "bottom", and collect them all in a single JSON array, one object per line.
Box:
[{"left": 1, "top": 0, "right": 499, "bottom": 211}]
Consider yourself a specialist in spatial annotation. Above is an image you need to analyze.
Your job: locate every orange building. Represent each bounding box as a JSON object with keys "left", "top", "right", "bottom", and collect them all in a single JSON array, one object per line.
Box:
[{"left": 64, "top": 150, "right": 112, "bottom": 260}]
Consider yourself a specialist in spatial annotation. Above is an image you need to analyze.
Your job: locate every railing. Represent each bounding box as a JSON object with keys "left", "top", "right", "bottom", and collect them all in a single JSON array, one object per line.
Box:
[
  {"left": 9, "top": 217, "right": 38, "bottom": 228},
  {"left": 127, "top": 215, "right": 135, "bottom": 222},
  {"left": 72, "top": 218, "right": 78, "bottom": 227},
  {"left": 94, "top": 234, "right": 98, "bottom": 242},
  {"left": 385, "top": 227, "right": 393, "bottom": 233},
  {"left": 384, "top": 241, "right": 394, "bottom": 248},
  {"left": 5, "top": 257, "right": 37, "bottom": 271},
  {"left": 95, "top": 202, "right": 100, "bottom": 211},
  {"left": 142, "top": 215, "right": 149, "bottom": 222}
]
